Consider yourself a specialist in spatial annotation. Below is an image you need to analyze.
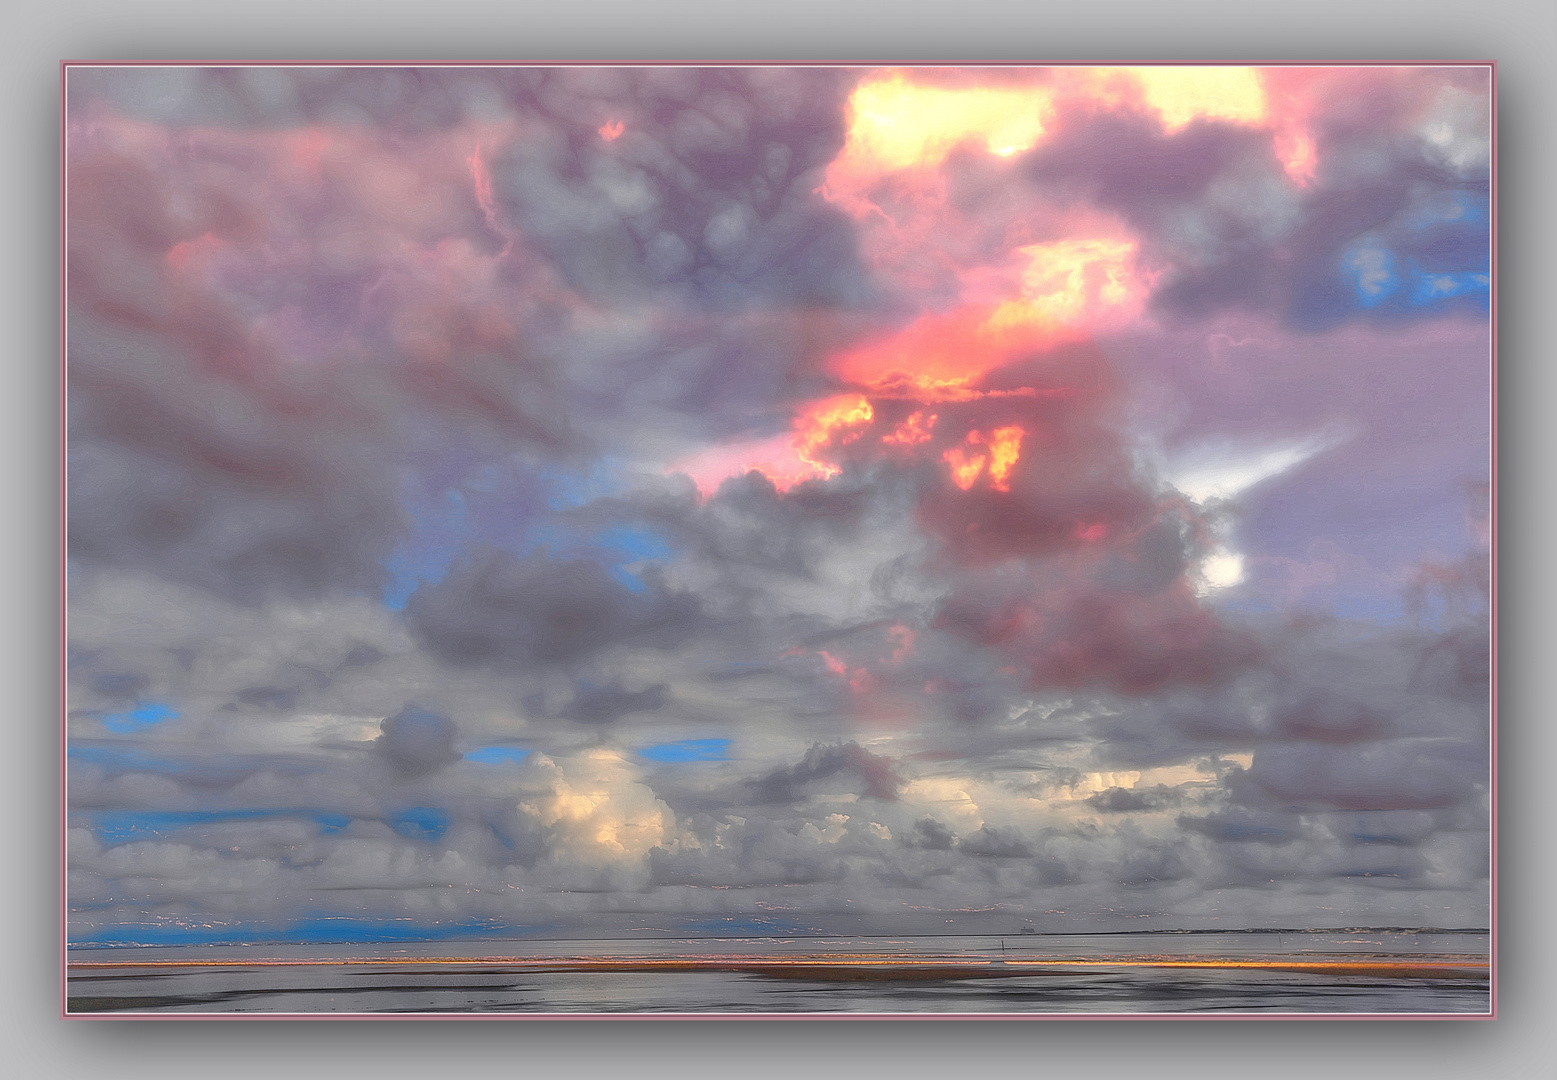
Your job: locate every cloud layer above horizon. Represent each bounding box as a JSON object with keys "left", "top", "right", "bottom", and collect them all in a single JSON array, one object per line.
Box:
[{"left": 66, "top": 66, "right": 1490, "bottom": 942}]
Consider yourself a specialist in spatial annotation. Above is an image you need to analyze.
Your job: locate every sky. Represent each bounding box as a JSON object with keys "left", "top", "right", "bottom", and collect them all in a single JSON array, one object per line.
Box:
[{"left": 64, "top": 65, "right": 1490, "bottom": 944}]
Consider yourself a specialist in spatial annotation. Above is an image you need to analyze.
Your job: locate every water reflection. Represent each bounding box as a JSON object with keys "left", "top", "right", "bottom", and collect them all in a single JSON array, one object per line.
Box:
[{"left": 66, "top": 932, "right": 1490, "bottom": 1015}]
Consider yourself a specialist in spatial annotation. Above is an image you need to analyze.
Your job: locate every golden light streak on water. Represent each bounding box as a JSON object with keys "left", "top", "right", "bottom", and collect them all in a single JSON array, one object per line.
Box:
[{"left": 68, "top": 954, "right": 1489, "bottom": 981}]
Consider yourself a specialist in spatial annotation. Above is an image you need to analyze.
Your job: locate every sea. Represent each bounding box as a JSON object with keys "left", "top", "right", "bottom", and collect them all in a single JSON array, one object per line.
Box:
[{"left": 65, "top": 931, "right": 1490, "bottom": 1016}]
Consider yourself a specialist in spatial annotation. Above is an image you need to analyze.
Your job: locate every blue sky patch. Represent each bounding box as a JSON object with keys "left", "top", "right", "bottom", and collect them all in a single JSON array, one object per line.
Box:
[
  {"left": 464, "top": 745, "right": 531, "bottom": 765},
  {"left": 383, "top": 484, "right": 471, "bottom": 610},
  {"left": 593, "top": 525, "right": 674, "bottom": 592},
  {"left": 65, "top": 745, "right": 316, "bottom": 784},
  {"left": 541, "top": 458, "right": 631, "bottom": 511},
  {"left": 1343, "top": 245, "right": 1398, "bottom": 306},
  {"left": 69, "top": 917, "right": 525, "bottom": 949},
  {"left": 522, "top": 520, "right": 677, "bottom": 594},
  {"left": 639, "top": 738, "right": 732, "bottom": 763},
  {"left": 1340, "top": 243, "right": 1489, "bottom": 317},
  {"left": 81, "top": 808, "right": 353, "bottom": 845},
  {"left": 383, "top": 460, "right": 671, "bottom": 608},
  {"left": 100, "top": 702, "right": 179, "bottom": 734},
  {"left": 1411, "top": 270, "right": 1490, "bottom": 306},
  {"left": 69, "top": 745, "right": 186, "bottom": 774}
]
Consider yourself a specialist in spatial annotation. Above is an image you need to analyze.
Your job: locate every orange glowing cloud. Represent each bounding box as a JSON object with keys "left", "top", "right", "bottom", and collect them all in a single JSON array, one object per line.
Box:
[
  {"left": 819, "top": 69, "right": 1056, "bottom": 260},
  {"left": 1258, "top": 67, "right": 1419, "bottom": 189},
  {"left": 673, "top": 434, "right": 829, "bottom": 497},
  {"left": 1074, "top": 66, "right": 1319, "bottom": 190},
  {"left": 831, "top": 304, "right": 1064, "bottom": 393},
  {"left": 1274, "top": 129, "right": 1317, "bottom": 186},
  {"left": 983, "top": 236, "right": 1147, "bottom": 334},
  {"left": 827, "top": 242, "right": 1138, "bottom": 402},
  {"left": 1258, "top": 66, "right": 1399, "bottom": 188},
  {"left": 1114, "top": 66, "right": 1268, "bottom": 133},
  {"left": 796, "top": 393, "right": 874, "bottom": 464},
  {"left": 676, "top": 67, "right": 1306, "bottom": 507},
  {"left": 943, "top": 426, "right": 1026, "bottom": 492},
  {"left": 839, "top": 72, "right": 1053, "bottom": 172},
  {"left": 828, "top": 67, "right": 1272, "bottom": 204},
  {"left": 598, "top": 120, "right": 624, "bottom": 142},
  {"left": 672, "top": 394, "right": 873, "bottom": 497},
  {"left": 1122, "top": 65, "right": 1360, "bottom": 188},
  {"left": 979, "top": 426, "right": 1025, "bottom": 491},
  {"left": 820, "top": 70, "right": 1157, "bottom": 385},
  {"left": 943, "top": 443, "right": 987, "bottom": 491},
  {"left": 883, "top": 410, "right": 937, "bottom": 447}
]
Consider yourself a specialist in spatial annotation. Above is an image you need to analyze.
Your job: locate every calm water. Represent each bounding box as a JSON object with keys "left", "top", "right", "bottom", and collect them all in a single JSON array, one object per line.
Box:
[{"left": 66, "top": 932, "right": 1490, "bottom": 1016}]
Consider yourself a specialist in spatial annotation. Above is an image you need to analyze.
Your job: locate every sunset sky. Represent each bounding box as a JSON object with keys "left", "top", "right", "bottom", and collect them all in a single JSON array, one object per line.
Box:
[{"left": 65, "top": 65, "right": 1490, "bottom": 943}]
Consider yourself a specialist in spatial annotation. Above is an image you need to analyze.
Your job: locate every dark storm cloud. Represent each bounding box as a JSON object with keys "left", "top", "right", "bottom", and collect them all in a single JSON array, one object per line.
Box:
[
  {"left": 648, "top": 818, "right": 851, "bottom": 888},
  {"left": 1116, "top": 843, "right": 1189, "bottom": 887},
  {"left": 339, "top": 644, "right": 387, "bottom": 669},
  {"left": 933, "top": 556, "right": 1257, "bottom": 694},
  {"left": 1269, "top": 691, "right": 1394, "bottom": 744},
  {"left": 66, "top": 326, "right": 404, "bottom": 604},
  {"left": 90, "top": 671, "right": 149, "bottom": 700},
  {"left": 751, "top": 329, "right": 1268, "bottom": 696},
  {"left": 901, "top": 816, "right": 956, "bottom": 850},
  {"left": 554, "top": 682, "right": 669, "bottom": 725},
  {"left": 68, "top": 66, "right": 513, "bottom": 132},
  {"left": 1026, "top": 109, "right": 1276, "bottom": 231},
  {"left": 405, "top": 548, "right": 707, "bottom": 673},
  {"left": 1097, "top": 699, "right": 1267, "bottom": 767},
  {"left": 64, "top": 66, "right": 877, "bottom": 612},
  {"left": 1410, "top": 624, "right": 1491, "bottom": 703},
  {"left": 65, "top": 101, "right": 584, "bottom": 605},
  {"left": 957, "top": 824, "right": 1033, "bottom": 859},
  {"left": 374, "top": 705, "right": 460, "bottom": 778},
  {"left": 1022, "top": 104, "right": 1294, "bottom": 320},
  {"left": 569, "top": 469, "right": 875, "bottom": 593},
  {"left": 749, "top": 741, "right": 902, "bottom": 805},
  {"left": 65, "top": 66, "right": 890, "bottom": 633},
  {"left": 1022, "top": 70, "right": 1489, "bottom": 329},
  {"left": 490, "top": 67, "right": 870, "bottom": 312},
  {"left": 1072, "top": 605, "right": 1487, "bottom": 891},
  {"left": 707, "top": 472, "right": 875, "bottom": 561},
  {"left": 1181, "top": 814, "right": 1480, "bottom": 893},
  {"left": 1177, "top": 808, "right": 1301, "bottom": 844},
  {"left": 232, "top": 660, "right": 332, "bottom": 712},
  {"left": 1251, "top": 175, "right": 1487, "bottom": 333},
  {"left": 1087, "top": 784, "right": 1179, "bottom": 813},
  {"left": 1243, "top": 738, "right": 1484, "bottom": 812},
  {"left": 904, "top": 347, "right": 1161, "bottom": 565},
  {"left": 463, "top": 71, "right": 889, "bottom": 464}
]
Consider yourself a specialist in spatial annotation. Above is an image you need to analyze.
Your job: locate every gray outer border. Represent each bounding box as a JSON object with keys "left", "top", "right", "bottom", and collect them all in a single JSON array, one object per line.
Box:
[{"left": 14, "top": 1, "right": 1550, "bottom": 1076}]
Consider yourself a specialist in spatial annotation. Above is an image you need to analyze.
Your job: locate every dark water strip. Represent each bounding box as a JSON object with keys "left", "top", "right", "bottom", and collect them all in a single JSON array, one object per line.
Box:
[{"left": 65, "top": 954, "right": 1491, "bottom": 1015}]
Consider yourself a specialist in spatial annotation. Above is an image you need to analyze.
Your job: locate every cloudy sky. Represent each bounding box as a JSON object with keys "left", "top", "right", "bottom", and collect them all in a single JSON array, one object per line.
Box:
[{"left": 65, "top": 65, "right": 1490, "bottom": 944}]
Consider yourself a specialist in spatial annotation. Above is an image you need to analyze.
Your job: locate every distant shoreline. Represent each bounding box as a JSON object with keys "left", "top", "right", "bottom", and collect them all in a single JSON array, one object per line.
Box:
[{"left": 66, "top": 926, "right": 1493, "bottom": 950}]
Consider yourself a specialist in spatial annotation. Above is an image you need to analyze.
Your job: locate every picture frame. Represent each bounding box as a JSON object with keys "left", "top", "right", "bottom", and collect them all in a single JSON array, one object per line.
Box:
[{"left": 62, "top": 60, "right": 1493, "bottom": 1018}]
